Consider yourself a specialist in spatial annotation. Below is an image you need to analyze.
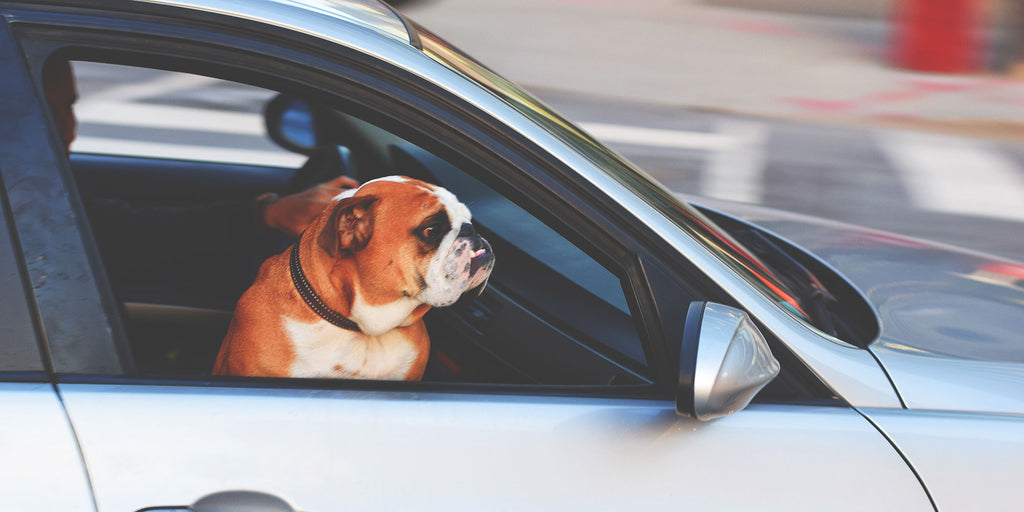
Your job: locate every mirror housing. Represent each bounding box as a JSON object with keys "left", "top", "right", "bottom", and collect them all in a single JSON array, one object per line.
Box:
[
  {"left": 676, "top": 301, "right": 780, "bottom": 420},
  {"left": 265, "top": 94, "right": 318, "bottom": 155}
]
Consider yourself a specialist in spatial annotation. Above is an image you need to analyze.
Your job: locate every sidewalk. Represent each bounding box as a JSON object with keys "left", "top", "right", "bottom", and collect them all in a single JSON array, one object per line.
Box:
[{"left": 402, "top": 0, "right": 1024, "bottom": 139}]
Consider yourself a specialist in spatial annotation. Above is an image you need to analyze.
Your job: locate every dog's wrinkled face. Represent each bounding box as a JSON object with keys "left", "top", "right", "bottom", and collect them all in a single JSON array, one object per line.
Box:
[{"left": 318, "top": 176, "right": 494, "bottom": 308}]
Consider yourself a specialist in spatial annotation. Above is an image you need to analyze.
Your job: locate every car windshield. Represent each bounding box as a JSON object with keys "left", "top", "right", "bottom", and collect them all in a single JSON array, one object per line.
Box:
[{"left": 416, "top": 26, "right": 811, "bottom": 323}]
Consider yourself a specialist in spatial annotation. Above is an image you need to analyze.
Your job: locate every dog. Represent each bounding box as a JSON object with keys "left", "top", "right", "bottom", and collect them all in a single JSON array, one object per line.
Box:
[{"left": 213, "top": 176, "right": 494, "bottom": 380}]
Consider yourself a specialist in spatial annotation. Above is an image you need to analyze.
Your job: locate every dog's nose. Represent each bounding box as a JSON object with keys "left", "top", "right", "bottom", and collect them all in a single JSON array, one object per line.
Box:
[
  {"left": 458, "top": 222, "right": 476, "bottom": 238},
  {"left": 469, "top": 237, "right": 494, "bottom": 276}
]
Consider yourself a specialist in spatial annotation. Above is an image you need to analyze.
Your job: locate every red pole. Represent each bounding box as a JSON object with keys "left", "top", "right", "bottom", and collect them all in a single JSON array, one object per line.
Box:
[{"left": 892, "top": 0, "right": 983, "bottom": 73}]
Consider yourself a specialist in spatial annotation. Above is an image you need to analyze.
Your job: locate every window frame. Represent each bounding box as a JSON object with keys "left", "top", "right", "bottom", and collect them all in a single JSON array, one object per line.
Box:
[
  {"left": 9, "top": 8, "right": 689, "bottom": 396},
  {"left": 0, "top": 16, "right": 126, "bottom": 379},
  {"left": 0, "top": 20, "right": 48, "bottom": 376}
]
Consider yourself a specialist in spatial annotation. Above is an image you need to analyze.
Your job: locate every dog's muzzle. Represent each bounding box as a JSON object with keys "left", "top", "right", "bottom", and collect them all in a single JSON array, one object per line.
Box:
[{"left": 459, "top": 223, "right": 494, "bottom": 278}]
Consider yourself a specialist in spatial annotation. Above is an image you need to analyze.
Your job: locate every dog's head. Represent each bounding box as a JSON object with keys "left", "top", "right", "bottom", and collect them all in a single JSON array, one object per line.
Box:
[{"left": 317, "top": 176, "right": 494, "bottom": 308}]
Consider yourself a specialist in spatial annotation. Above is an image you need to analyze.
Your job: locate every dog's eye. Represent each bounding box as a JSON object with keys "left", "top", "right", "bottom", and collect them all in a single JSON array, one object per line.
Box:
[
  {"left": 415, "top": 212, "right": 451, "bottom": 247},
  {"left": 419, "top": 224, "right": 444, "bottom": 243}
]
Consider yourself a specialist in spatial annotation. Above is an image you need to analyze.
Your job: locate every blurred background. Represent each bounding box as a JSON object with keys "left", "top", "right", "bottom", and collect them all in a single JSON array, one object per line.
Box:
[{"left": 397, "top": 0, "right": 1024, "bottom": 261}]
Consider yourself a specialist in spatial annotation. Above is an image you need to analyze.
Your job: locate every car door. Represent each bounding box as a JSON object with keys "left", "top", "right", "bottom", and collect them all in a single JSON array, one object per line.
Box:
[
  {"left": 58, "top": 386, "right": 934, "bottom": 512},
  {"left": 4, "top": 6, "right": 934, "bottom": 511}
]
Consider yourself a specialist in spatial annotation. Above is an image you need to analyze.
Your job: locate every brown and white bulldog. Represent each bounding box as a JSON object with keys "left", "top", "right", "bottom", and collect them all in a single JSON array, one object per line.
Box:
[{"left": 213, "top": 176, "right": 494, "bottom": 380}]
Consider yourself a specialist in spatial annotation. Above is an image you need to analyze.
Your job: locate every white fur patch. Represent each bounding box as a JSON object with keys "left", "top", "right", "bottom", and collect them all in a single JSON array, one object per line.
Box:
[
  {"left": 349, "top": 291, "right": 423, "bottom": 336},
  {"left": 373, "top": 175, "right": 411, "bottom": 184},
  {"left": 430, "top": 184, "right": 471, "bottom": 223},
  {"left": 331, "top": 176, "right": 410, "bottom": 201},
  {"left": 282, "top": 316, "right": 418, "bottom": 380},
  {"left": 332, "top": 187, "right": 358, "bottom": 201},
  {"left": 418, "top": 233, "right": 475, "bottom": 307}
]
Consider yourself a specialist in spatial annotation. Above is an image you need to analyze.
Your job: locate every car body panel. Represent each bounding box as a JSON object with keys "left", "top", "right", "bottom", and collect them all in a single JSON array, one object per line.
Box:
[
  {"left": 867, "top": 349, "right": 1024, "bottom": 414},
  {"left": 0, "top": 383, "right": 95, "bottom": 511},
  {"left": 864, "top": 407, "right": 1024, "bottom": 512},
  {"left": 694, "top": 198, "right": 1024, "bottom": 414},
  {"left": 60, "top": 383, "right": 933, "bottom": 512}
]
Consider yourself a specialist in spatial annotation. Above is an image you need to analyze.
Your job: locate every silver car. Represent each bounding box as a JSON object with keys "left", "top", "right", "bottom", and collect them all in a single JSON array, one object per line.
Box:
[{"left": 1, "top": 1, "right": 1021, "bottom": 511}]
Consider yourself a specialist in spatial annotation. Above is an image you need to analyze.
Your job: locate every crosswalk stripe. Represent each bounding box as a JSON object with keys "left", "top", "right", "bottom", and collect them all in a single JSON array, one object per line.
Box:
[
  {"left": 879, "top": 131, "right": 1024, "bottom": 223},
  {"left": 72, "top": 136, "right": 306, "bottom": 168},
  {"left": 76, "top": 101, "right": 266, "bottom": 135},
  {"left": 80, "top": 71, "right": 219, "bottom": 102},
  {"left": 701, "top": 119, "right": 767, "bottom": 203},
  {"left": 579, "top": 122, "right": 739, "bottom": 151}
]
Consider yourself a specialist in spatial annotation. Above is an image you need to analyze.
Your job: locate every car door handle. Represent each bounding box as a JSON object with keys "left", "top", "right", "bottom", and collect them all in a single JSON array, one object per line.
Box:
[{"left": 137, "top": 490, "right": 300, "bottom": 512}]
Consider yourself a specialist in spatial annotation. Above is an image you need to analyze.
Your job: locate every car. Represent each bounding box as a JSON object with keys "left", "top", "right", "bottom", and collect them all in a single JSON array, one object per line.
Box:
[{"left": 0, "top": 0, "right": 1021, "bottom": 511}]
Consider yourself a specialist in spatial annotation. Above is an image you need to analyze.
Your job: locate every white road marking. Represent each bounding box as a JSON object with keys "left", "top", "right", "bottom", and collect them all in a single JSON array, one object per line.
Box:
[
  {"left": 701, "top": 119, "right": 768, "bottom": 203},
  {"left": 79, "top": 71, "right": 218, "bottom": 102},
  {"left": 581, "top": 120, "right": 767, "bottom": 203},
  {"left": 579, "top": 122, "right": 739, "bottom": 151},
  {"left": 76, "top": 101, "right": 265, "bottom": 135},
  {"left": 72, "top": 136, "right": 306, "bottom": 168},
  {"left": 879, "top": 131, "right": 1024, "bottom": 222}
]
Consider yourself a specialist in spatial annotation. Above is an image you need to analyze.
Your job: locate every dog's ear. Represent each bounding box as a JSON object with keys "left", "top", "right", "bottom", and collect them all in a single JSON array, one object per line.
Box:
[{"left": 318, "top": 194, "right": 378, "bottom": 257}]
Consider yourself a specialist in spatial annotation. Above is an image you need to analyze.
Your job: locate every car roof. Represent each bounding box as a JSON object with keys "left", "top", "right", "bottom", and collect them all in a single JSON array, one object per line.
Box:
[{"left": 8, "top": 0, "right": 416, "bottom": 46}]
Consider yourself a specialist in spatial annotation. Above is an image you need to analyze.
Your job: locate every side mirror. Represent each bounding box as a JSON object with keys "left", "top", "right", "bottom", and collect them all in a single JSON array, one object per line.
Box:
[
  {"left": 265, "top": 94, "right": 319, "bottom": 155},
  {"left": 676, "top": 302, "right": 780, "bottom": 421}
]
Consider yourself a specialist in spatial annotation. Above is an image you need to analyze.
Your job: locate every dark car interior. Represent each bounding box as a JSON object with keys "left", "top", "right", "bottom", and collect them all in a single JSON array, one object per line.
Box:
[{"left": 70, "top": 78, "right": 653, "bottom": 387}]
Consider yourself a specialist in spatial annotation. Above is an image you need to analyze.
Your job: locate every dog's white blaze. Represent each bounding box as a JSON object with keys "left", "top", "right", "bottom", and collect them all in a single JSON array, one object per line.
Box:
[
  {"left": 430, "top": 185, "right": 471, "bottom": 222},
  {"left": 332, "top": 187, "right": 358, "bottom": 201},
  {"left": 331, "top": 176, "right": 411, "bottom": 201},
  {"left": 282, "top": 316, "right": 418, "bottom": 379},
  {"left": 373, "top": 175, "right": 411, "bottom": 184}
]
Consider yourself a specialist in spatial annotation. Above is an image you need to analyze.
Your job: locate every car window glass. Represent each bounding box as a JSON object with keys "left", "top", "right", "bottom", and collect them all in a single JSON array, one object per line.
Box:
[
  {"left": 50, "top": 59, "right": 649, "bottom": 386},
  {"left": 384, "top": 142, "right": 646, "bottom": 368},
  {"left": 72, "top": 62, "right": 304, "bottom": 168}
]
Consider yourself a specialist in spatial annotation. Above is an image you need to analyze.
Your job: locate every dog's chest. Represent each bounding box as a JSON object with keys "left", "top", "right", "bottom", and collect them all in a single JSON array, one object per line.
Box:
[{"left": 281, "top": 316, "right": 419, "bottom": 379}]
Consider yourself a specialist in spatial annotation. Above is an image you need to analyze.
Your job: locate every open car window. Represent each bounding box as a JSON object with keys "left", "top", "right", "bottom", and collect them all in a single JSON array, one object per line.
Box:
[
  {"left": 57, "top": 59, "right": 654, "bottom": 386},
  {"left": 72, "top": 62, "right": 304, "bottom": 168}
]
